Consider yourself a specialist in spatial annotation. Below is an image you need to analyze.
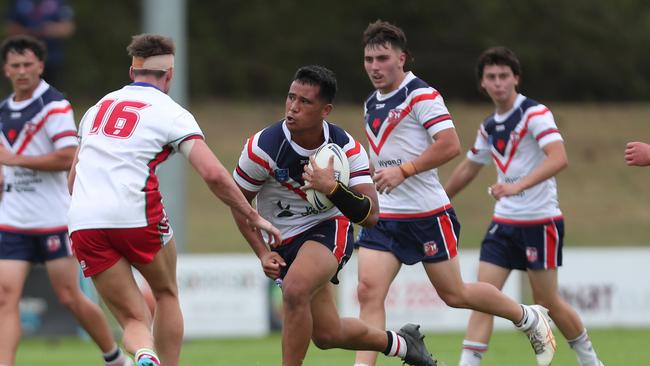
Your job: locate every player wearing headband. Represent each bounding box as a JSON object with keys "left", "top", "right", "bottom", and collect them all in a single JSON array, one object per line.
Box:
[{"left": 68, "top": 34, "right": 280, "bottom": 366}]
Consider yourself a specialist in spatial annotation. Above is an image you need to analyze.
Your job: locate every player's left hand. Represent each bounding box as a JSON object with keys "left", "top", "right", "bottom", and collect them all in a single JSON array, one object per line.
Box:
[
  {"left": 489, "top": 182, "right": 522, "bottom": 200},
  {"left": 302, "top": 156, "right": 337, "bottom": 194},
  {"left": 373, "top": 166, "right": 405, "bottom": 194},
  {"left": 624, "top": 141, "right": 650, "bottom": 166},
  {"left": 0, "top": 145, "right": 17, "bottom": 166}
]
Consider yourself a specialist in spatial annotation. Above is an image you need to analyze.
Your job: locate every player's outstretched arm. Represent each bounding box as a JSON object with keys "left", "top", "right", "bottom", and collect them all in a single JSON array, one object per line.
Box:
[
  {"left": 0, "top": 145, "right": 75, "bottom": 172},
  {"left": 182, "top": 139, "right": 281, "bottom": 246},
  {"left": 444, "top": 158, "right": 484, "bottom": 199},
  {"left": 625, "top": 141, "right": 650, "bottom": 166}
]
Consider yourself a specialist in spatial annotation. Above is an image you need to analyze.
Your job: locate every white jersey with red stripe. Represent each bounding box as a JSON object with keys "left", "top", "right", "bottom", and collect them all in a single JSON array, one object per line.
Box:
[
  {"left": 233, "top": 120, "right": 372, "bottom": 240},
  {"left": 467, "top": 94, "right": 563, "bottom": 222},
  {"left": 364, "top": 72, "right": 455, "bottom": 218},
  {"left": 0, "top": 80, "right": 77, "bottom": 232},
  {"left": 68, "top": 82, "right": 204, "bottom": 232}
]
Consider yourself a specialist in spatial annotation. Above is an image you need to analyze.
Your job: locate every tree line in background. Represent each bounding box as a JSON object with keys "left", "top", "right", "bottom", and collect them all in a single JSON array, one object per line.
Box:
[{"left": 2, "top": 0, "right": 649, "bottom": 103}]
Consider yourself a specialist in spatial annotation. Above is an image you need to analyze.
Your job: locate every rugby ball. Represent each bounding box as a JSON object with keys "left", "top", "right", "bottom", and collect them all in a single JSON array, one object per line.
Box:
[{"left": 305, "top": 143, "right": 350, "bottom": 212}]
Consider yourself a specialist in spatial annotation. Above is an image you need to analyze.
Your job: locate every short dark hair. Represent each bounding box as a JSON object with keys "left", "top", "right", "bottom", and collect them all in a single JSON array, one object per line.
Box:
[
  {"left": 476, "top": 47, "right": 522, "bottom": 81},
  {"left": 293, "top": 65, "right": 337, "bottom": 103},
  {"left": 127, "top": 33, "right": 175, "bottom": 78},
  {"left": 362, "top": 20, "right": 411, "bottom": 61},
  {"left": 1, "top": 35, "right": 47, "bottom": 64}
]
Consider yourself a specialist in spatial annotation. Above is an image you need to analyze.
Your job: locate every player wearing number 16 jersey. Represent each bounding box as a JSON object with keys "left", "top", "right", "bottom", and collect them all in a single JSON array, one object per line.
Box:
[{"left": 68, "top": 34, "right": 280, "bottom": 366}]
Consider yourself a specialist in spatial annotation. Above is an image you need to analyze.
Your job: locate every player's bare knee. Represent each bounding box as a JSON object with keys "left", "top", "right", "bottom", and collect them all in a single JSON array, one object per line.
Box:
[
  {"left": 356, "top": 280, "right": 383, "bottom": 307},
  {"left": 438, "top": 290, "right": 468, "bottom": 309},
  {"left": 0, "top": 285, "right": 15, "bottom": 308},
  {"left": 311, "top": 330, "right": 339, "bottom": 350},
  {"left": 55, "top": 288, "right": 78, "bottom": 310},
  {"left": 533, "top": 293, "right": 561, "bottom": 311},
  {"left": 281, "top": 282, "right": 310, "bottom": 311},
  {"left": 150, "top": 285, "right": 178, "bottom": 302}
]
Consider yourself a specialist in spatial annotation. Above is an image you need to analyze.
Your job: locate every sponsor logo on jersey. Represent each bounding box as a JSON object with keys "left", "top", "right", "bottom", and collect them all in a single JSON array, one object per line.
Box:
[
  {"left": 46, "top": 235, "right": 61, "bottom": 252},
  {"left": 526, "top": 247, "right": 538, "bottom": 262},
  {"left": 276, "top": 200, "right": 293, "bottom": 217},
  {"left": 509, "top": 130, "right": 521, "bottom": 145},
  {"left": 274, "top": 168, "right": 289, "bottom": 182},
  {"left": 375, "top": 103, "right": 385, "bottom": 109},
  {"left": 423, "top": 241, "right": 439, "bottom": 256},
  {"left": 80, "top": 260, "right": 87, "bottom": 271},
  {"left": 387, "top": 108, "right": 403, "bottom": 124}
]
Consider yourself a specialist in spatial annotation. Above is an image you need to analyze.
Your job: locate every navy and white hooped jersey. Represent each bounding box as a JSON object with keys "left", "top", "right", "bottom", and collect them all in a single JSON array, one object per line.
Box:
[
  {"left": 364, "top": 72, "right": 455, "bottom": 218},
  {"left": 0, "top": 80, "right": 78, "bottom": 233},
  {"left": 467, "top": 94, "right": 563, "bottom": 222},
  {"left": 233, "top": 120, "right": 373, "bottom": 239}
]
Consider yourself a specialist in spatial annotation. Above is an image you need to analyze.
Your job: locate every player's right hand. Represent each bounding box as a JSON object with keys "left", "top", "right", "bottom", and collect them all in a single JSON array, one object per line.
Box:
[
  {"left": 261, "top": 251, "right": 286, "bottom": 280},
  {"left": 625, "top": 141, "right": 650, "bottom": 167},
  {"left": 248, "top": 215, "right": 282, "bottom": 248}
]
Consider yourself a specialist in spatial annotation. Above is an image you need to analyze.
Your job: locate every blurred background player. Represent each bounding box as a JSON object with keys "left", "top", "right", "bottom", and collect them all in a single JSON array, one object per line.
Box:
[
  {"left": 354, "top": 20, "right": 556, "bottom": 366},
  {"left": 67, "top": 34, "right": 280, "bottom": 366},
  {"left": 445, "top": 46, "right": 603, "bottom": 366},
  {"left": 624, "top": 141, "right": 650, "bottom": 166},
  {"left": 0, "top": 35, "right": 130, "bottom": 366},
  {"left": 5, "top": 0, "right": 75, "bottom": 86},
  {"left": 232, "top": 65, "right": 437, "bottom": 366}
]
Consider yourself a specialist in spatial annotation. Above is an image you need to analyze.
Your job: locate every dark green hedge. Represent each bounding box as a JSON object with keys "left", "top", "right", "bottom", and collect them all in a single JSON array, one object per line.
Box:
[{"left": 3, "top": 0, "right": 649, "bottom": 102}]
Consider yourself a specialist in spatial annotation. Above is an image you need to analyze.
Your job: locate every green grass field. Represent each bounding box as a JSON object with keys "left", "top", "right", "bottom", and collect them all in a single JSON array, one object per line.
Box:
[
  {"left": 16, "top": 328, "right": 650, "bottom": 365},
  {"left": 184, "top": 101, "right": 650, "bottom": 252}
]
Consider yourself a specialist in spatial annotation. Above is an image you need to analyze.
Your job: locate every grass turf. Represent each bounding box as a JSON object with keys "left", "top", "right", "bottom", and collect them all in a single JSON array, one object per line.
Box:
[{"left": 16, "top": 328, "right": 650, "bottom": 365}]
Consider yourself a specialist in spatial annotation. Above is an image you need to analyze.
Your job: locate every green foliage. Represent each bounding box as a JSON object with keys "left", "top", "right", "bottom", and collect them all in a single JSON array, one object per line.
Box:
[{"left": 3, "top": 1, "right": 650, "bottom": 101}]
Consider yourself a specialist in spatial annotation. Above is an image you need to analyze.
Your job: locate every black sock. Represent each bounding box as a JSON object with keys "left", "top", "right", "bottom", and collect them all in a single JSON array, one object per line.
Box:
[
  {"left": 104, "top": 347, "right": 121, "bottom": 363},
  {"left": 382, "top": 330, "right": 394, "bottom": 355}
]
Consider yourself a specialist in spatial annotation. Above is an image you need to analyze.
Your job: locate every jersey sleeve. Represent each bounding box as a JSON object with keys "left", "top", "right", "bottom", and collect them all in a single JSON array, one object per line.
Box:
[
  {"left": 168, "top": 111, "right": 205, "bottom": 152},
  {"left": 233, "top": 134, "right": 271, "bottom": 192},
  {"left": 527, "top": 106, "right": 563, "bottom": 148},
  {"left": 343, "top": 135, "right": 373, "bottom": 187},
  {"left": 466, "top": 126, "right": 492, "bottom": 165},
  {"left": 43, "top": 100, "right": 78, "bottom": 150},
  {"left": 413, "top": 90, "right": 455, "bottom": 136}
]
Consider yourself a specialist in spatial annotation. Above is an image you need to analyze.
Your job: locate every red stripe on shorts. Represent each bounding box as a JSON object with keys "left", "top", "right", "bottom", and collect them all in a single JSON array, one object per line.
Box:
[
  {"left": 438, "top": 213, "right": 458, "bottom": 258},
  {"left": 545, "top": 223, "right": 557, "bottom": 269},
  {"left": 333, "top": 217, "right": 350, "bottom": 263}
]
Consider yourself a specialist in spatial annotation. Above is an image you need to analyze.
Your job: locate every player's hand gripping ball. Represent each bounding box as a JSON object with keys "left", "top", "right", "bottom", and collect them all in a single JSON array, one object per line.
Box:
[{"left": 305, "top": 143, "right": 350, "bottom": 212}]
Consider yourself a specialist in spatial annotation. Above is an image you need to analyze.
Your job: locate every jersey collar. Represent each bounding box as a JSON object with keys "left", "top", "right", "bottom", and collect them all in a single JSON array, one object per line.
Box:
[{"left": 129, "top": 82, "right": 162, "bottom": 92}]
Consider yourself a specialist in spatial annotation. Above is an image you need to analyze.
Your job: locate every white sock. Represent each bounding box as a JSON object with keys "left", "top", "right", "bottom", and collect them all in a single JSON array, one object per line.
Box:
[
  {"left": 514, "top": 304, "right": 538, "bottom": 332},
  {"left": 135, "top": 348, "right": 160, "bottom": 366},
  {"left": 383, "top": 330, "right": 408, "bottom": 359},
  {"left": 354, "top": 364, "right": 371, "bottom": 366},
  {"left": 568, "top": 329, "right": 601, "bottom": 366},
  {"left": 459, "top": 340, "right": 487, "bottom": 366}
]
